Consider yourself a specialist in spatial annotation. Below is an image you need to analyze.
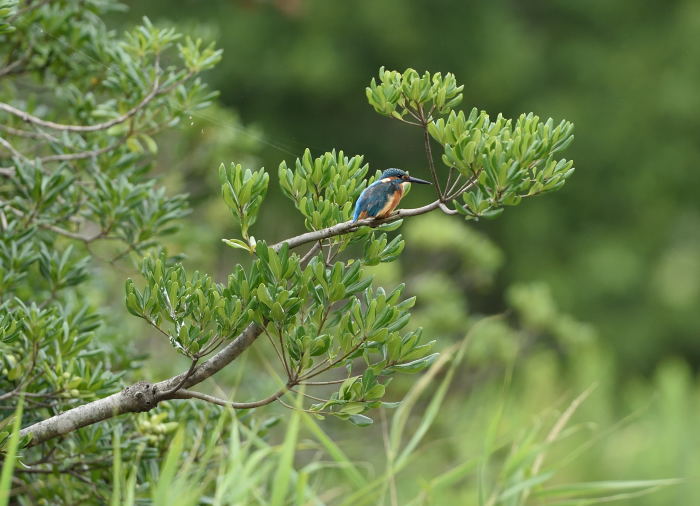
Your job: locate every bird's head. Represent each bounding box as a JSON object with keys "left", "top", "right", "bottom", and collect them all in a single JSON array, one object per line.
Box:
[{"left": 379, "top": 168, "right": 432, "bottom": 185}]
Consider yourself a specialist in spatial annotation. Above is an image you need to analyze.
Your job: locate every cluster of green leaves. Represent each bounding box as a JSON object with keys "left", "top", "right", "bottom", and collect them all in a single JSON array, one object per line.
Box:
[
  {"left": 0, "top": 0, "right": 16, "bottom": 35},
  {"left": 219, "top": 162, "right": 269, "bottom": 247},
  {"left": 126, "top": 242, "right": 301, "bottom": 358},
  {"left": 37, "top": 244, "right": 89, "bottom": 297},
  {"left": 0, "top": 1, "right": 240, "bottom": 502},
  {"left": 0, "top": 298, "right": 121, "bottom": 452},
  {"left": 366, "top": 67, "right": 575, "bottom": 221},
  {"left": 272, "top": 257, "right": 435, "bottom": 422},
  {"left": 87, "top": 172, "right": 190, "bottom": 250},
  {"left": 125, "top": 231, "right": 435, "bottom": 423},
  {"left": 2, "top": 0, "right": 583, "bottom": 497},
  {"left": 276, "top": 148, "right": 405, "bottom": 264},
  {"left": 0, "top": 223, "right": 120, "bottom": 425},
  {"left": 278, "top": 148, "right": 369, "bottom": 230},
  {"left": 430, "top": 108, "right": 575, "bottom": 218},
  {"left": 243, "top": 242, "right": 303, "bottom": 326},
  {"left": 366, "top": 67, "right": 464, "bottom": 120},
  {"left": 125, "top": 254, "right": 251, "bottom": 358},
  {"left": 0, "top": 222, "right": 35, "bottom": 295}
]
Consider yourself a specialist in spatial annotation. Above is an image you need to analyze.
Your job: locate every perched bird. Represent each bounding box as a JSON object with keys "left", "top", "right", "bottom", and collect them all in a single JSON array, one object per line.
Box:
[{"left": 353, "top": 168, "right": 431, "bottom": 221}]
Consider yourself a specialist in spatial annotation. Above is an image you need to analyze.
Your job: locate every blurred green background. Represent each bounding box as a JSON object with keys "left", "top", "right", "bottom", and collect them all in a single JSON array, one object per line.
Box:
[
  {"left": 107, "top": 1, "right": 700, "bottom": 503},
  {"left": 116, "top": 0, "right": 700, "bottom": 371}
]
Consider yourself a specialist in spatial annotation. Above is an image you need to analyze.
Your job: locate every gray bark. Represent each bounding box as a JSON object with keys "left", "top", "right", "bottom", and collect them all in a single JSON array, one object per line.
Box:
[{"left": 20, "top": 199, "right": 446, "bottom": 446}]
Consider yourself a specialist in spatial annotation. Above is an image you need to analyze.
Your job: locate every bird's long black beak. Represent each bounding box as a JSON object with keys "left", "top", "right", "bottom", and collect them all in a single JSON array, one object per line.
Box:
[{"left": 408, "top": 176, "right": 432, "bottom": 185}]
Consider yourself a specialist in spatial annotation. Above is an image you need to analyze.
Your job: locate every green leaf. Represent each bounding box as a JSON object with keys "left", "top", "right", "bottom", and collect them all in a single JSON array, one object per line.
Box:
[
  {"left": 390, "top": 353, "right": 439, "bottom": 374},
  {"left": 222, "top": 238, "right": 253, "bottom": 252},
  {"left": 348, "top": 414, "right": 374, "bottom": 427}
]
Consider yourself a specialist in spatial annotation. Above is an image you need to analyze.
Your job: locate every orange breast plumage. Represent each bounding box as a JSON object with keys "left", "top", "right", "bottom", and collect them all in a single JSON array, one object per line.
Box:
[{"left": 375, "top": 185, "right": 404, "bottom": 218}]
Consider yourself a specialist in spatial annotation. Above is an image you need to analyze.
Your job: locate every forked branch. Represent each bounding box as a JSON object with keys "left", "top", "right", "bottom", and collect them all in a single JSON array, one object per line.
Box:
[{"left": 18, "top": 195, "right": 462, "bottom": 447}]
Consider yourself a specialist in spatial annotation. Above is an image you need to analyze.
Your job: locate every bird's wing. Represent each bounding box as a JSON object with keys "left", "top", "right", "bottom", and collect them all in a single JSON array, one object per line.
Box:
[{"left": 353, "top": 181, "right": 391, "bottom": 220}]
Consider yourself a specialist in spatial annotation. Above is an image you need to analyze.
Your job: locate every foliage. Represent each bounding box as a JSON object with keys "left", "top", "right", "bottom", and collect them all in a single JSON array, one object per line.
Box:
[
  {"left": 1, "top": 0, "right": 689, "bottom": 505},
  {"left": 0, "top": 0, "right": 580, "bottom": 500},
  {"left": 87, "top": 323, "right": 687, "bottom": 505},
  {"left": 278, "top": 150, "right": 369, "bottom": 232},
  {"left": 149, "top": 62, "right": 573, "bottom": 424},
  {"left": 0, "top": 0, "right": 231, "bottom": 502},
  {"left": 121, "top": 0, "right": 700, "bottom": 503},
  {"left": 141, "top": 0, "right": 700, "bottom": 371}
]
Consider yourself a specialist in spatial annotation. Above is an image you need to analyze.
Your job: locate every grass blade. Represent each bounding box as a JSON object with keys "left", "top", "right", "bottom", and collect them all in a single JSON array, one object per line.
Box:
[
  {"left": 270, "top": 389, "right": 303, "bottom": 506},
  {"left": 302, "top": 411, "right": 366, "bottom": 488},
  {"left": 110, "top": 427, "right": 122, "bottom": 506},
  {"left": 0, "top": 395, "right": 23, "bottom": 506},
  {"left": 534, "top": 478, "right": 683, "bottom": 499}
]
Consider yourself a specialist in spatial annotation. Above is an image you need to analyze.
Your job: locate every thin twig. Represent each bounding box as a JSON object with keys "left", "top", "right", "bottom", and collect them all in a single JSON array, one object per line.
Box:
[
  {"left": 289, "top": 388, "right": 331, "bottom": 404},
  {"left": 263, "top": 325, "right": 290, "bottom": 377},
  {"left": 299, "top": 241, "right": 322, "bottom": 265},
  {"left": 0, "top": 135, "right": 28, "bottom": 160},
  {"left": 446, "top": 172, "right": 463, "bottom": 196},
  {"left": 0, "top": 123, "right": 58, "bottom": 142},
  {"left": 158, "top": 358, "right": 199, "bottom": 397},
  {"left": 171, "top": 386, "right": 289, "bottom": 409},
  {"left": 299, "top": 334, "right": 367, "bottom": 381},
  {"left": 39, "top": 137, "right": 127, "bottom": 162},
  {"left": 418, "top": 104, "right": 443, "bottom": 199},
  {"left": 445, "top": 171, "right": 481, "bottom": 201},
  {"left": 299, "top": 378, "right": 350, "bottom": 386},
  {"left": 394, "top": 116, "right": 422, "bottom": 127},
  {"left": 445, "top": 166, "right": 455, "bottom": 193},
  {"left": 277, "top": 397, "right": 337, "bottom": 417},
  {"left": 196, "top": 334, "right": 227, "bottom": 358}
]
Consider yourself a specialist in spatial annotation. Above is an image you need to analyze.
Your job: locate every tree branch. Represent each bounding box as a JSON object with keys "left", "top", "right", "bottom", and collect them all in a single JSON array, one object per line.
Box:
[
  {"left": 158, "top": 358, "right": 199, "bottom": 397},
  {"left": 0, "top": 58, "right": 161, "bottom": 133},
  {"left": 274, "top": 198, "right": 442, "bottom": 251},
  {"left": 299, "top": 378, "right": 349, "bottom": 386},
  {"left": 171, "top": 386, "right": 289, "bottom": 409},
  {"left": 0, "top": 200, "right": 114, "bottom": 243},
  {"left": 0, "top": 124, "right": 58, "bottom": 142},
  {"left": 0, "top": 135, "right": 28, "bottom": 161},
  {"left": 299, "top": 241, "right": 322, "bottom": 265},
  {"left": 18, "top": 196, "right": 449, "bottom": 446},
  {"left": 39, "top": 137, "right": 128, "bottom": 163},
  {"left": 438, "top": 202, "right": 459, "bottom": 215}
]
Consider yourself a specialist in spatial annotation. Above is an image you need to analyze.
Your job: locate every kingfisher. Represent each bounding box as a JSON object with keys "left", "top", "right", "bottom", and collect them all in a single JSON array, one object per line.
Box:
[{"left": 353, "top": 168, "right": 431, "bottom": 221}]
